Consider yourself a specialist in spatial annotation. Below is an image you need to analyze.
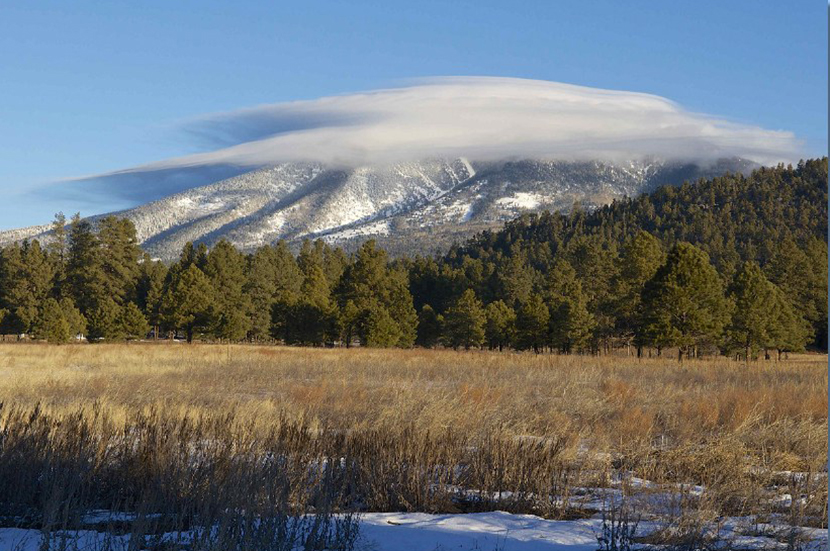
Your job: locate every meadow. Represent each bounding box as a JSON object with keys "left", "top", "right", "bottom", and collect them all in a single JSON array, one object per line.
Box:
[{"left": 0, "top": 343, "right": 826, "bottom": 549}]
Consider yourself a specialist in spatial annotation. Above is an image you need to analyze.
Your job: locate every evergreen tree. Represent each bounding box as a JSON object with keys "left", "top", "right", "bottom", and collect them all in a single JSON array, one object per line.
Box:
[
  {"left": 119, "top": 301, "right": 150, "bottom": 341},
  {"left": 66, "top": 215, "right": 107, "bottom": 314},
  {"left": 336, "top": 241, "right": 418, "bottom": 347},
  {"left": 546, "top": 259, "right": 594, "bottom": 353},
  {"left": 640, "top": 243, "right": 729, "bottom": 360},
  {"left": 725, "top": 261, "right": 774, "bottom": 360},
  {"left": 613, "top": 231, "right": 664, "bottom": 355},
  {"left": 484, "top": 300, "right": 516, "bottom": 351},
  {"left": 363, "top": 302, "right": 402, "bottom": 347},
  {"left": 565, "top": 236, "right": 618, "bottom": 349},
  {"left": 205, "top": 240, "right": 251, "bottom": 340},
  {"left": 515, "top": 295, "right": 550, "bottom": 353},
  {"left": 496, "top": 249, "right": 535, "bottom": 306},
  {"left": 416, "top": 304, "right": 442, "bottom": 348},
  {"left": 767, "top": 285, "right": 811, "bottom": 359},
  {"left": 48, "top": 212, "right": 68, "bottom": 298},
  {"left": 245, "top": 246, "right": 278, "bottom": 340},
  {"left": 442, "top": 289, "right": 486, "bottom": 350},
  {"left": 0, "top": 241, "right": 54, "bottom": 335},
  {"left": 59, "top": 297, "right": 87, "bottom": 339},
  {"left": 161, "top": 264, "right": 215, "bottom": 343},
  {"left": 136, "top": 255, "right": 167, "bottom": 339},
  {"left": 32, "top": 298, "right": 71, "bottom": 344},
  {"left": 98, "top": 216, "right": 141, "bottom": 304},
  {"left": 87, "top": 297, "right": 124, "bottom": 341},
  {"left": 285, "top": 263, "right": 335, "bottom": 345}
]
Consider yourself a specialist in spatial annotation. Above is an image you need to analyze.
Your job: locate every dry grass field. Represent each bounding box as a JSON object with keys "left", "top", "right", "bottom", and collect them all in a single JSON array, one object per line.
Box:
[{"left": 0, "top": 343, "right": 826, "bottom": 549}]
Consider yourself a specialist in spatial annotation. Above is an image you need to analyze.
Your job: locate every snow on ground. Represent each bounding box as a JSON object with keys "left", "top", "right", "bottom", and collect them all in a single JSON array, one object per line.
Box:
[
  {"left": 321, "top": 219, "right": 391, "bottom": 243},
  {"left": 496, "top": 192, "right": 544, "bottom": 210},
  {"left": 359, "top": 512, "right": 599, "bottom": 550},
  {"left": 0, "top": 513, "right": 600, "bottom": 551}
]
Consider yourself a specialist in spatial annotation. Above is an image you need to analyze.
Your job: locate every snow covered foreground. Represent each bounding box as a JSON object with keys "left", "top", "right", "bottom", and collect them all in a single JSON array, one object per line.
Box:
[
  {"left": 0, "top": 512, "right": 597, "bottom": 551},
  {"left": 359, "top": 512, "right": 598, "bottom": 550},
  {"left": 1, "top": 511, "right": 827, "bottom": 551}
]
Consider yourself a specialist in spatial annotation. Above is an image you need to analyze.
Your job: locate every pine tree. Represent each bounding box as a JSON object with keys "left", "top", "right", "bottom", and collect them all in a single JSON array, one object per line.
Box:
[
  {"left": 725, "top": 261, "right": 775, "bottom": 360},
  {"left": 515, "top": 295, "right": 550, "bottom": 353},
  {"left": 161, "top": 264, "right": 215, "bottom": 343},
  {"left": 286, "top": 263, "right": 335, "bottom": 346},
  {"left": 336, "top": 240, "right": 417, "bottom": 347},
  {"left": 484, "top": 300, "right": 516, "bottom": 351},
  {"left": 59, "top": 297, "right": 87, "bottom": 339},
  {"left": 48, "top": 212, "right": 68, "bottom": 298},
  {"left": 613, "top": 231, "right": 664, "bottom": 355},
  {"left": 363, "top": 302, "right": 402, "bottom": 347},
  {"left": 87, "top": 297, "right": 124, "bottom": 341},
  {"left": 442, "top": 289, "right": 486, "bottom": 350},
  {"left": 565, "top": 236, "right": 618, "bottom": 349},
  {"left": 136, "top": 255, "right": 167, "bottom": 339},
  {"left": 767, "top": 285, "right": 811, "bottom": 359},
  {"left": 98, "top": 216, "right": 141, "bottom": 304},
  {"left": 32, "top": 298, "right": 71, "bottom": 344},
  {"left": 547, "top": 259, "right": 594, "bottom": 353},
  {"left": 496, "top": 249, "right": 535, "bottom": 306},
  {"left": 0, "top": 241, "right": 54, "bottom": 335},
  {"left": 245, "top": 246, "right": 278, "bottom": 341},
  {"left": 385, "top": 267, "right": 418, "bottom": 347},
  {"left": 416, "top": 304, "right": 442, "bottom": 348},
  {"left": 66, "top": 214, "right": 107, "bottom": 314},
  {"left": 640, "top": 243, "right": 729, "bottom": 360},
  {"left": 205, "top": 240, "right": 251, "bottom": 340},
  {"left": 119, "top": 301, "right": 150, "bottom": 341}
]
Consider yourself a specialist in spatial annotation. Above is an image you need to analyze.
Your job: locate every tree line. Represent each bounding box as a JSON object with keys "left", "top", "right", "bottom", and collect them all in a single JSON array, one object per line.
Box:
[{"left": 0, "top": 158, "right": 825, "bottom": 360}]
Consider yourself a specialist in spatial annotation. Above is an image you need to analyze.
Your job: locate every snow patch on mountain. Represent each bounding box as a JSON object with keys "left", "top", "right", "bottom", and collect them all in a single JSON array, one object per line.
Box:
[{"left": 0, "top": 156, "right": 756, "bottom": 259}]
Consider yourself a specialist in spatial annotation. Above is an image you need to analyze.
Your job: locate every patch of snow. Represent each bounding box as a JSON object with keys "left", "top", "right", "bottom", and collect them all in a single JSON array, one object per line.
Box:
[
  {"left": 496, "top": 192, "right": 544, "bottom": 210},
  {"left": 459, "top": 157, "right": 476, "bottom": 179}
]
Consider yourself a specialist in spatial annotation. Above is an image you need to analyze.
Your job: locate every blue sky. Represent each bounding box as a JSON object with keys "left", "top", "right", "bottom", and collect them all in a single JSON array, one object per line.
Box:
[{"left": 0, "top": 0, "right": 826, "bottom": 229}]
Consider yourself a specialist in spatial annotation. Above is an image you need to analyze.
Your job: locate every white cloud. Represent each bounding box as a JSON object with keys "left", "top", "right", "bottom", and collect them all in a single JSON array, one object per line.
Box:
[{"left": 91, "top": 76, "right": 801, "bottom": 180}]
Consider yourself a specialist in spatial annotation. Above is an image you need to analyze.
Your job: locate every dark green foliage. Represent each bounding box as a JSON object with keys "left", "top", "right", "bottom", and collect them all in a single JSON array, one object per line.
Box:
[
  {"left": 484, "top": 300, "right": 516, "bottom": 351},
  {"left": 335, "top": 240, "right": 418, "bottom": 348},
  {"left": 98, "top": 216, "right": 142, "bottom": 304},
  {"left": 119, "top": 301, "right": 150, "bottom": 340},
  {"left": 640, "top": 243, "right": 730, "bottom": 360},
  {"left": 0, "top": 241, "right": 54, "bottom": 335},
  {"left": 66, "top": 214, "right": 108, "bottom": 314},
  {"left": 416, "top": 304, "right": 442, "bottom": 348},
  {"left": 767, "top": 286, "right": 812, "bottom": 357},
  {"left": 363, "top": 302, "right": 402, "bottom": 347},
  {"left": 136, "top": 255, "right": 167, "bottom": 337},
  {"left": 442, "top": 289, "right": 486, "bottom": 350},
  {"left": 546, "top": 258, "right": 594, "bottom": 353},
  {"left": 59, "top": 297, "right": 87, "bottom": 338},
  {"left": 162, "top": 264, "right": 215, "bottom": 343},
  {"left": 205, "top": 240, "right": 250, "bottom": 340},
  {"left": 87, "top": 297, "right": 124, "bottom": 342},
  {"left": 725, "top": 262, "right": 775, "bottom": 359},
  {"left": 515, "top": 295, "right": 550, "bottom": 353},
  {"left": 613, "top": 231, "right": 665, "bottom": 352},
  {"left": 32, "top": 298, "right": 70, "bottom": 343}
]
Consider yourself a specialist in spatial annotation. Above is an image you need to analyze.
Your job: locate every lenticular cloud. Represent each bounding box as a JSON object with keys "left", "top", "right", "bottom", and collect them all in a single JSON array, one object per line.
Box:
[{"left": 107, "top": 77, "right": 801, "bottom": 176}]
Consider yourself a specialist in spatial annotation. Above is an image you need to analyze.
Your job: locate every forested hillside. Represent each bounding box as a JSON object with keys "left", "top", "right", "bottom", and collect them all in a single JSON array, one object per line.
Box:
[{"left": 0, "top": 159, "right": 825, "bottom": 358}]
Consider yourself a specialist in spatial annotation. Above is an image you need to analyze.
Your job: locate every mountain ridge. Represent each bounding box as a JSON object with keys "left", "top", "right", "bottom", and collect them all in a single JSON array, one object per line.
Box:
[{"left": 0, "top": 156, "right": 757, "bottom": 259}]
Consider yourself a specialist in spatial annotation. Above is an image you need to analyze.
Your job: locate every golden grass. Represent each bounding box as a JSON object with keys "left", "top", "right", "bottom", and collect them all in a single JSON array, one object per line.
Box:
[
  {"left": 1, "top": 343, "right": 825, "bottom": 469},
  {"left": 2, "top": 343, "right": 824, "bottom": 547}
]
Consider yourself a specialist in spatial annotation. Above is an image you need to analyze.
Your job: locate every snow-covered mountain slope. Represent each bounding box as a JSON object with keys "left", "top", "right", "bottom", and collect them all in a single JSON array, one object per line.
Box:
[{"left": 0, "top": 157, "right": 755, "bottom": 259}]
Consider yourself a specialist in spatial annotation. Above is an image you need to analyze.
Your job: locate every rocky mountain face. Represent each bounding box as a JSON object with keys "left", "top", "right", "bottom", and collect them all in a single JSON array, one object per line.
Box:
[{"left": 0, "top": 157, "right": 755, "bottom": 259}]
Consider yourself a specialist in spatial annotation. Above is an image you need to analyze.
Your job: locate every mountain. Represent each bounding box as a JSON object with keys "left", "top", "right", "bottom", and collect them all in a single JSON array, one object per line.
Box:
[{"left": 0, "top": 157, "right": 756, "bottom": 259}]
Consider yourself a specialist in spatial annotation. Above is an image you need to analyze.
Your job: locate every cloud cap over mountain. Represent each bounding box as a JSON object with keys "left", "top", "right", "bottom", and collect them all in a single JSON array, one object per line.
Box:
[
  {"left": 150, "top": 77, "right": 800, "bottom": 166},
  {"left": 71, "top": 77, "right": 799, "bottom": 203}
]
